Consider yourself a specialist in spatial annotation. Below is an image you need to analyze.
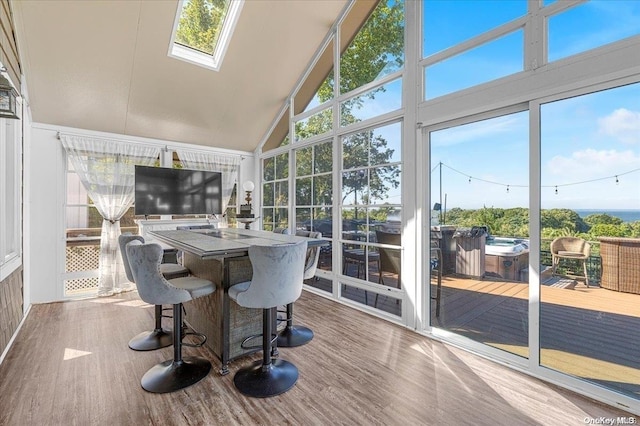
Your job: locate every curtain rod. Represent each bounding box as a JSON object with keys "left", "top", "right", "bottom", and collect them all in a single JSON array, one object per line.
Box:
[
  {"left": 56, "top": 131, "right": 251, "bottom": 159},
  {"left": 56, "top": 131, "right": 168, "bottom": 151}
]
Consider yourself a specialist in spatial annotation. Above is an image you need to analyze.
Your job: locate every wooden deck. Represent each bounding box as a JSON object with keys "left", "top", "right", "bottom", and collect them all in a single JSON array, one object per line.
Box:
[
  {"left": 434, "top": 275, "right": 640, "bottom": 398},
  {"left": 0, "top": 290, "right": 634, "bottom": 424}
]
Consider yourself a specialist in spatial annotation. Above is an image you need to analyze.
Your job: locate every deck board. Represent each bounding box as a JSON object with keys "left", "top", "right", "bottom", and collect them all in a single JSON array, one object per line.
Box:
[{"left": 437, "top": 275, "right": 640, "bottom": 397}]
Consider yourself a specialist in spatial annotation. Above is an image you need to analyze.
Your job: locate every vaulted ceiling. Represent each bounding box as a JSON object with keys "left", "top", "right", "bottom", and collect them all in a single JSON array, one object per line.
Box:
[{"left": 12, "top": 0, "right": 350, "bottom": 152}]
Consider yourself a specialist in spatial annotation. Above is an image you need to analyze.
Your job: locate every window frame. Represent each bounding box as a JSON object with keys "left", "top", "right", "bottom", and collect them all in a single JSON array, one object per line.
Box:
[
  {"left": 168, "top": 0, "right": 245, "bottom": 72},
  {"left": 0, "top": 114, "right": 23, "bottom": 281}
]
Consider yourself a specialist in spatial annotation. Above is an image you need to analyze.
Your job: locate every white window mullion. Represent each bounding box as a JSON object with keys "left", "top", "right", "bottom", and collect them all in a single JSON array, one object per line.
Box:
[{"left": 529, "top": 99, "right": 542, "bottom": 372}]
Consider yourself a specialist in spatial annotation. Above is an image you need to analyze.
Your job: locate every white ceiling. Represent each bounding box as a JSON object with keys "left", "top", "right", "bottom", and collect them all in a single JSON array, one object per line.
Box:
[{"left": 12, "top": 0, "right": 348, "bottom": 152}]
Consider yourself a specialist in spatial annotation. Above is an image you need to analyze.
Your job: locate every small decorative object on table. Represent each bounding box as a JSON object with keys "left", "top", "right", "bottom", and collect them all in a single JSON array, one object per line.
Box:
[{"left": 237, "top": 180, "right": 255, "bottom": 219}]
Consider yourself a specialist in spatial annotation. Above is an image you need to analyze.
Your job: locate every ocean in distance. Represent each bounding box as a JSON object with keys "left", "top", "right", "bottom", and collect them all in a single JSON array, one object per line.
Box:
[{"left": 574, "top": 209, "right": 640, "bottom": 223}]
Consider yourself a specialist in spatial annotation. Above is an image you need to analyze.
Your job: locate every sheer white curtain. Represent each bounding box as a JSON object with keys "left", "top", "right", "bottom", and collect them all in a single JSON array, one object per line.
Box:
[
  {"left": 60, "top": 134, "right": 160, "bottom": 296},
  {"left": 177, "top": 150, "right": 240, "bottom": 223}
]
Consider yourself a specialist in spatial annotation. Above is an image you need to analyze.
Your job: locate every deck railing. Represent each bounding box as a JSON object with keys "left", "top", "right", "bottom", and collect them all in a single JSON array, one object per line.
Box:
[
  {"left": 540, "top": 249, "right": 601, "bottom": 285},
  {"left": 64, "top": 226, "right": 139, "bottom": 295}
]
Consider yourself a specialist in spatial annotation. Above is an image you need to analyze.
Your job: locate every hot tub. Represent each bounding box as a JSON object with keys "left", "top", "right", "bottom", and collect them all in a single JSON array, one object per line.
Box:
[
  {"left": 485, "top": 237, "right": 529, "bottom": 281},
  {"left": 485, "top": 237, "right": 529, "bottom": 255}
]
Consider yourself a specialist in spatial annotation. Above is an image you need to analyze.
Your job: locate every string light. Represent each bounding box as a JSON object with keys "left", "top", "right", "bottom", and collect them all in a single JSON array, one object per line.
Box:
[
  {"left": 432, "top": 163, "right": 640, "bottom": 192},
  {"left": 438, "top": 163, "right": 526, "bottom": 189}
]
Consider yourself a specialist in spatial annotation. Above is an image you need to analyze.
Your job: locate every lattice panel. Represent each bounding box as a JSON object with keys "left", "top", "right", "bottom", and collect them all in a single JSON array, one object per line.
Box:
[
  {"left": 65, "top": 277, "right": 99, "bottom": 294},
  {"left": 66, "top": 246, "right": 100, "bottom": 272}
]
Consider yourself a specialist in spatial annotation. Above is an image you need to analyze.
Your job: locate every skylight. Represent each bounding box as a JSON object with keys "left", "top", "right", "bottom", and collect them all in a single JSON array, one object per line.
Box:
[{"left": 169, "top": 0, "right": 244, "bottom": 72}]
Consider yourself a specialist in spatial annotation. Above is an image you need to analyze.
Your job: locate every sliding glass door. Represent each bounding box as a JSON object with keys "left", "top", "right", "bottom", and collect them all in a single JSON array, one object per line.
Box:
[
  {"left": 427, "top": 110, "right": 530, "bottom": 359},
  {"left": 539, "top": 83, "right": 640, "bottom": 398}
]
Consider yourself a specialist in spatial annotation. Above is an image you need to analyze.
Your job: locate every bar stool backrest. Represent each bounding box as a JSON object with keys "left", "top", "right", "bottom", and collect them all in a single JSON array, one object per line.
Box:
[
  {"left": 234, "top": 241, "right": 307, "bottom": 309},
  {"left": 119, "top": 234, "right": 145, "bottom": 282},
  {"left": 295, "top": 230, "right": 322, "bottom": 280},
  {"left": 126, "top": 241, "right": 193, "bottom": 305}
]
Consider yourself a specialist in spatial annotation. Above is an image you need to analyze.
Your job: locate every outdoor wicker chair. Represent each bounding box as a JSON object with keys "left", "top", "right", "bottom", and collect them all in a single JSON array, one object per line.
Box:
[{"left": 550, "top": 237, "right": 591, "bottom": 287}]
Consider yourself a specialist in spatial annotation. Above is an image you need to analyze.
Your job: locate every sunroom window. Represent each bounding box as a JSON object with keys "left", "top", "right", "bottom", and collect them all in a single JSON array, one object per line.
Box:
[{"left": 169, "top": 0, "right": 244, "bottom": 72}]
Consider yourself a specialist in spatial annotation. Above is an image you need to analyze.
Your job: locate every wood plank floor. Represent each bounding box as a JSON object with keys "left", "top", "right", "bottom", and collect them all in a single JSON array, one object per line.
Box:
[{"left": 0, "top": 291, "right": 635, "bottom": 425}]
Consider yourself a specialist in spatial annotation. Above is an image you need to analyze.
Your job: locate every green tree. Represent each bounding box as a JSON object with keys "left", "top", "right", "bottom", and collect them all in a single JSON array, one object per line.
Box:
[
  {"left": 298, "top": 0, "right": 405, "bottom": 222},
  {"left": 588, "top": 223, "right": 627, "bottom": 238},
  {"left": 584, "top": 213, "right": 623, "bottom": 227},
  {"left": 176, "top": 0, "right": 228, "bottom": 55},
  {"left": 329, "top": 0, "right": 404, "bottom": 99},
  {"left": 442, "top": 207, "right": 529, "bottom": 237},
  {"left": 629, "top": 221, "right": 640, "bottom": 238},
  {"left": 541, "top": 209, "right": 588, "bottom": 233}
]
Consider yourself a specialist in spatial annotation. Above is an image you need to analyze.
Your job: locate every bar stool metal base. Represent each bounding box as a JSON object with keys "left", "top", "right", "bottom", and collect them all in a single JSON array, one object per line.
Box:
[
  {"left": 141, "top": 358, "right": 211, "bottom": 393},
  {"left": 233, "top": 359, "right": 298, "bottom": 398},
  {"left": 276, "top": 325, "right": 313, "bottom": 347},
  {"left": 128, "top": 329, "right": 172, "bottom": 351}
]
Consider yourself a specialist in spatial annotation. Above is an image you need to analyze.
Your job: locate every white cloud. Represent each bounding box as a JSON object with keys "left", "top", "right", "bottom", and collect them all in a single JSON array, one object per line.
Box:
[
  {"left": 545, "top": 148, "right": 640, "bottom": 181},
  {"left": 597, "top": 108, "right": 640, "bottom": 144}
]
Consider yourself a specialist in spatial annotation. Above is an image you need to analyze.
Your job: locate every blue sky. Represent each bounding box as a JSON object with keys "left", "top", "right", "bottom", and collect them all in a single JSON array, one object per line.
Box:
[
  {"left": 431, "top": 85, "right": 640, "bottom": 210},
  {"left": 426, "top": 0, "right": 640, "bottom": 210}
]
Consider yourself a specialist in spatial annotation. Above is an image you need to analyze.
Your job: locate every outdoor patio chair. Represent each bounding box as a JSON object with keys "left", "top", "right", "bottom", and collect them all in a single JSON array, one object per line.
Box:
[
  {"left": 374, "top": 230, "right": 401, "bottom": 308},
  {"left": 550, "top": 237, "right": 591, "bottom": 287}
]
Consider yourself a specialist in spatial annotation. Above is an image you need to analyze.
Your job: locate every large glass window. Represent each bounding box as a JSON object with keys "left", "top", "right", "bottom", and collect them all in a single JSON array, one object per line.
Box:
[
  {"left": 424, "top": 30, "right": 523, "bottom": 100},
  {"left": 429, "top": 111, "right": 530, "bottom": 358},
  {"left": 295, "top": 140, "right": 333, "bottom": 274},
  {"left": 340, "top": 122, "right": 402, "bottom": 316},
  {"left": 540, "top": 83, "right": 640, "bottom": 399},
  {"left": 423, "top": 0, "right": 526, "bottom": 58},
  {"left": 339, "top": 0, "right": 404, "bottom": 95},
  {"left": 294, "top": 107, "right": 332, "bottom": 142},
  {"left": 0, "top": 117, "right": 22, "bottom": 281},
  {"left": 64, "top": 160, "right": 139, "bottom": 297},
  {"left": 548, "top": 1, "right": 640, "bottom": 63},
  {"left": 340, "top": 78, "right": 402, "bottom": 127},
  {"left": 262, "top": 153, "right": 289, "bottom": 231}
]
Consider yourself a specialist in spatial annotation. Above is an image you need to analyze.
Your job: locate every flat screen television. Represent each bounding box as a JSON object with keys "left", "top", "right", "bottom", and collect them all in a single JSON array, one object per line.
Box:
[{"left": 134, "top": 166, "right": 223, "bottom": 216}]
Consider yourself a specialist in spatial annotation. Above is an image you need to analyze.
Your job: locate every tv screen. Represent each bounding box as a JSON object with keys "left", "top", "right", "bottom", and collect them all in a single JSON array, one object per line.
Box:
[{"left": 134, "top": 166, "right": 223, "bottom": 216}]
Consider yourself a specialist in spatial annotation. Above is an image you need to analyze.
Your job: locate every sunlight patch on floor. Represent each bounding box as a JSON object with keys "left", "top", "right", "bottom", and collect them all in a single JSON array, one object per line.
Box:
[
  {"left": 63, "top": 348, "right": 92, "bottom": 361},
  {"left": 409, "top": 342, "right": 431, "bottom": 356},
  {"left": 88, "top": 298, "right": 125, "bottom": 304},
  {"left": 115, "top": 300, "right": 151, "bottom": 308},
  {"left": 455, "top": 348, "right": 593, "bottom": 423}
]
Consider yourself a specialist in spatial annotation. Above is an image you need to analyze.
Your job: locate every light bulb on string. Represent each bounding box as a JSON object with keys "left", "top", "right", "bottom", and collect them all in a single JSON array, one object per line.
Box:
[
  {"left": 615, "top": 175, "right": 619, "bottom": 185},
  {"left": 468, "top": 177, "right": 471, "bottom": 184},
  {"left": 506, "top": 185, "right": 510, "bottom": 193},
  {"left": 555, "top": 186, "right": 558, "bottom": 195}
]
